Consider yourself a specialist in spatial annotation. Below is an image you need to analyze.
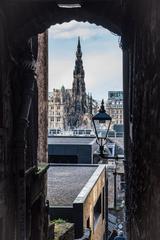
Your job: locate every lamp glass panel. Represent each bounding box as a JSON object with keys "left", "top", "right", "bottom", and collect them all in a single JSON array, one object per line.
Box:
[{"left": 94, "top": 119, "right": 109, "bottom": 139}]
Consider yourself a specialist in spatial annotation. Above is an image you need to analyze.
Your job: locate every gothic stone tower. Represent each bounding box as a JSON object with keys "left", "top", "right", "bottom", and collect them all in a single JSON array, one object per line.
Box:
[
  {"left": 68, "top": 37, "right": 87, "bottom": 128},
  {"left": 72, "top": 37, "right": 86, "bottom": 114}
]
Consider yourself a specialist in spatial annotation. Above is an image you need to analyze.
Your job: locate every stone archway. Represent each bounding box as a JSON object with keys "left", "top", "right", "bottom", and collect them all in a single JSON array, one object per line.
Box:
[
  {"left": 0, "top": 2, "right": 127, "bottom": 240},
  {"left": 3, "top": 2, "right": 123, "bottom": 43}
]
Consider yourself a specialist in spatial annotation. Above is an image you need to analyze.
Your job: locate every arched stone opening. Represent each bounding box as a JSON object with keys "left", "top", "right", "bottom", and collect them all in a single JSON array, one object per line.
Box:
[
  {"left": 0, "top": 2, "right": 127, "bottom": 240},
  {"left": 3, "top": 2, "right": 123, "bottom": 44}
]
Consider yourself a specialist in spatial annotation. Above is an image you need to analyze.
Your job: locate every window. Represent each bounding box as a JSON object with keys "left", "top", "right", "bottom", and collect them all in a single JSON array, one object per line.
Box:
[
  {"left": 94, "top": 194, "right": 101, "bottom": 228},
  {"left": 102, "top": 187, "right": 105, "bottom": 220},
  {"left": 121, "top": 175, "right": 125, "bottom": 191},
  {"left": 86, "top": 217, "right": 90, "bottom": 229}
]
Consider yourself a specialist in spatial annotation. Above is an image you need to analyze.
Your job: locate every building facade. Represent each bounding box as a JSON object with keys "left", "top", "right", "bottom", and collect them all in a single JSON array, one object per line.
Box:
[
  {"left": 106, "top": 91, "right": 123, "bottom": 127},
  {"left": 48, "top": 37, "right": 98, "bottom": 130},
  {"left": 48, "top": 88, "right": 72, "bottom": 129},
  {"left": 48, "top": 136, "right": 97, "bottom": 164}
]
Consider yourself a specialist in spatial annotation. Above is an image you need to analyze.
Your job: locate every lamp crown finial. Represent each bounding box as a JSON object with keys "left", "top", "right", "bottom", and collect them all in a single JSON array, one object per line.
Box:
[{"left": 99, "top": 99, "right": 105, "bottom": 113}]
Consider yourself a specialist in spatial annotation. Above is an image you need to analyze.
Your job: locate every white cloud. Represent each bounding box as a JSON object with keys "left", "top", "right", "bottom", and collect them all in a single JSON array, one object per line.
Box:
[
  {"left": 49, "top": 20, "right": 110, "bottom": 40},
  {"left": 83, "top": 51, "right": 122, "bottom": 99},
  {"left": 49, "top": 58, "right": 74, "bottom": 90}
]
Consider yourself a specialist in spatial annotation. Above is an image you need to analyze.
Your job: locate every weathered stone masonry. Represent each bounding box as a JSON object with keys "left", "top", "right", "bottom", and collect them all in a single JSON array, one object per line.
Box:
[
  {"left": 36, "top": 32, "right": 48, "bottom": 164},
  {"left": 0, "top": 6, "right": 48, "bottom": 240},
  {"left": 124, "top": 1, "right": 160, "bottom": 239}
]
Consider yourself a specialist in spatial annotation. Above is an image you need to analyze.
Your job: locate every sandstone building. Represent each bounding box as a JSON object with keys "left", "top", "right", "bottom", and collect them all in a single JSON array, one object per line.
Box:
[
  {"left": 48, "top": 88, "right": 72, "bottom": 129},
  {"left": 106, "top": 91, "right": 123, "bottom": 127}
]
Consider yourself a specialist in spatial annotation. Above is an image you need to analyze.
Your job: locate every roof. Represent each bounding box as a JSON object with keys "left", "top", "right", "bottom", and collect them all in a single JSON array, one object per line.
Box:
[
  {"left": 110, "top": 138, "right": 124, "bottom": 150},
  {"left": 48, "top": 137, "right": 96, "bottom": 145},
  {"left": 47, "top": 165, "right": 98, "bottom": 206}
]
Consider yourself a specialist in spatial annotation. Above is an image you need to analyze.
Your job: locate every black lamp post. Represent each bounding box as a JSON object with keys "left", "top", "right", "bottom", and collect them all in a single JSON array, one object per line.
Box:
[{"left": 92, "top": 100, "right": 112, "bottom": 157}]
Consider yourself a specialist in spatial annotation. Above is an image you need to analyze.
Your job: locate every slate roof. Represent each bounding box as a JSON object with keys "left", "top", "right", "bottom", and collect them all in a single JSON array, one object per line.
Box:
[{"left": 47, "top": 165, "right": 97, "bottom": 206}]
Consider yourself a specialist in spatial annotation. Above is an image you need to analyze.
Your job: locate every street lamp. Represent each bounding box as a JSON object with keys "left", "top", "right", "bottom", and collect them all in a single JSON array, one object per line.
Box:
[{"left": 92, "top": 100, "right": 112, "bottom": 157}]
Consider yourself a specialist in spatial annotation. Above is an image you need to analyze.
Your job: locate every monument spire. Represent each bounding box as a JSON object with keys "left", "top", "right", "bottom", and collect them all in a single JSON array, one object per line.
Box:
[
  {"left": 69, "top": 37, "right": 86, "bottom": 128},
  {"left": 74, "top": 36, "right": 84, "bottom": 76},
  {"left": 76, "top": 36, "right": 82, "bottom": 58}
]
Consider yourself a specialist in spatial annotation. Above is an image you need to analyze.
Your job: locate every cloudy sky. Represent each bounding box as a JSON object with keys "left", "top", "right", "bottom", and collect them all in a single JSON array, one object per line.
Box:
[{"left": 49, "top": 20, "right": 122, "bottom": 100}]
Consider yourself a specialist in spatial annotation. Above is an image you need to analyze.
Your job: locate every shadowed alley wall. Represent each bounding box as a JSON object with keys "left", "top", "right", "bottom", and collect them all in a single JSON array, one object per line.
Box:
[{"left": 123, "top": 1, "right": 160, "bottom": 239}]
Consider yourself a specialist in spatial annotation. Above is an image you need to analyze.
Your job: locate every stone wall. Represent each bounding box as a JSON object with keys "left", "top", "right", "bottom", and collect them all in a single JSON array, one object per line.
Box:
[
  {"left": 36, "top": 31, "right": 48, "bottom": 163},
  {"left": 0, "top": 7, "right": 49, "bottom": 239},
  {"left": 0, "top": 9, "right": 16, "bottom": 240},
  {"left": 124, "top": 1, "right": 160, "bottom": 239}
]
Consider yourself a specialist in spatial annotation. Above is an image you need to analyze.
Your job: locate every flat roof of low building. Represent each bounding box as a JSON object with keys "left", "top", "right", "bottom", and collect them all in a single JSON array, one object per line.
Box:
[
  {"left": 110, "top": 137, "right": 124, "bottom": 150},
  {"left": 48, "top": 136, "right": 96, "bottom": 145},
  {"left": 47, "top": 164, "right": 100, "bottom": 206}
]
